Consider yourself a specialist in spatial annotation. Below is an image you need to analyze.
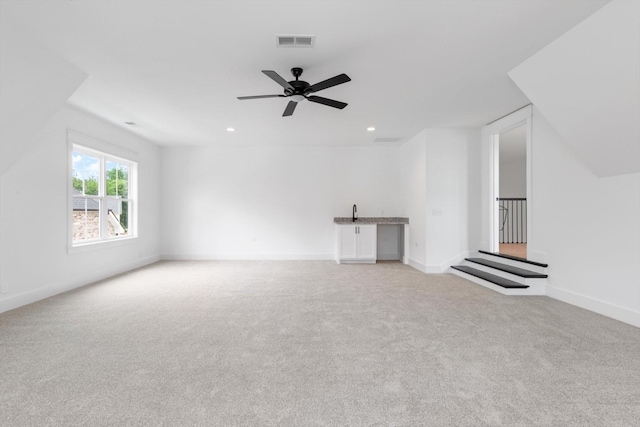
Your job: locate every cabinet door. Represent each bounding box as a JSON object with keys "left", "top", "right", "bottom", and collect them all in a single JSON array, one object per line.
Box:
[
  {"left": 357, "top": 225, "right": 377, "bottom": 260},
  {"left": 338, "top": 226, "right": 358, "bottom": 259}
]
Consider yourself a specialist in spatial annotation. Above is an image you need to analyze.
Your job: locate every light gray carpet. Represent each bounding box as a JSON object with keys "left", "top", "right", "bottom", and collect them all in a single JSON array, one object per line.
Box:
[{"left": 1, "top": 261, "right": 639, "bottom": 426}]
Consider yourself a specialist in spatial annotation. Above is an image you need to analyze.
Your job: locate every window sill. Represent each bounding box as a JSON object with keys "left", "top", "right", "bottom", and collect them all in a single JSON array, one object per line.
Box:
[{"left": 68, "top": 236, "right": 138, "bottom": 254}]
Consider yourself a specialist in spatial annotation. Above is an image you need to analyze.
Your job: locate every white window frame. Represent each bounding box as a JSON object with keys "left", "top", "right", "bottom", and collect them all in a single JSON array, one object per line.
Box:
[{"left": 68, "top": 130, "right": 138, "bottom": 252}]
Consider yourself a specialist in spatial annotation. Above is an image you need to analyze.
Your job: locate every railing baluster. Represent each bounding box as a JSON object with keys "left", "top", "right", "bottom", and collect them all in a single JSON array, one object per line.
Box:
[
  {"left": 519, "top": 200, "right": 523, "bottom": 243},
  {"left": 524, "top": 200, "right": 527, "bottom": 243},
  {"left": 510, "top": 199, "right": 513, "bottom": 243},
  {"left": 516, "top": 200, "right": 520, "bottom": 243},
  {"left": 498, "top": 198, "right": 527, "bottom": 244}
]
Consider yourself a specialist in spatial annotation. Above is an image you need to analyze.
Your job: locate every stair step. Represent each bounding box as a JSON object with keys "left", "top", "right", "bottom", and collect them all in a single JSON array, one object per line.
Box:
[
  {"left": 451, "top": 265, "right": 529, "bottom": 289},
  {"left": 466, "top": 258, "right": 548, "bottom": 278},
  {"left": 478, "top": 250, "right": 548, "bottom": 268}
]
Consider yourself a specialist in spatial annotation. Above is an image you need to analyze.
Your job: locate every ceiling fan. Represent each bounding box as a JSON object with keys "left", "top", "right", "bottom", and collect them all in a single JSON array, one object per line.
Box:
[{"left": 237, "top": 67, "right": 351, "bottom": 117}]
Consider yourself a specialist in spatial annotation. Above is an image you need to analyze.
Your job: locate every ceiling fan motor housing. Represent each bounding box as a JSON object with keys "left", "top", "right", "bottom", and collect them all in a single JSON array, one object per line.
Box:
[
  {"left": 285, "top": 67, "right": 310, "bottom": 96},
  {"left": 285, "top": 80, "right": 311, "bottom": 96}
]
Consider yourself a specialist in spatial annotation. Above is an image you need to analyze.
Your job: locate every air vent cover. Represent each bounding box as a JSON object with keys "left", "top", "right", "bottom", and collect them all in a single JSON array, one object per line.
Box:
[{"left": 276, "top": 35, "right": 315, "bottom": 48}]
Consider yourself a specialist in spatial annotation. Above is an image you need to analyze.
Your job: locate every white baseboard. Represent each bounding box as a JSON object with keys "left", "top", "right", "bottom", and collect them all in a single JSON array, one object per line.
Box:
[
  {"left": 547, "top": 285, "right": 640, "bottom": 328},
  {"left": 161, "top": 253, "right": 334, "bottom": 261},
  {"left": 424, "top": 265, "right": 442, "bottom": 274},
  {"left": 407, "top": 258, "right": 427, "bottom": 273},
  {"left": 425, "top": 251, "right": 471, "bottom": 274},
  {"left": 0, "top": 255, "right": 161, "bottom": 314}
]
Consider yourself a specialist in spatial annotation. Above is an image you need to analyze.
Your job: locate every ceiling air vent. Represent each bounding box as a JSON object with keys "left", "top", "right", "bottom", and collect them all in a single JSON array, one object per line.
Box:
[{"left": 276, "top": 35, "right": 315, "bottom": 48}]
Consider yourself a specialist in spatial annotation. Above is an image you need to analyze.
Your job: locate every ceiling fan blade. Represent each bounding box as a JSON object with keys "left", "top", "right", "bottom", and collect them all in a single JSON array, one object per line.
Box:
[
  {"left": 307, "top": 73, "right": 351, "bottom": 93},
  {"left": 237, "top": 94, "right": 285, "bottom": 100},
  {"left": 307, "top": 96, "right": 348, "bottom": 109},
  {"left": 262, "top": 70, "right": 294, "bottom": 91},
  {"left": 282, "top": 101, "right": 297, "bottom": 116}
]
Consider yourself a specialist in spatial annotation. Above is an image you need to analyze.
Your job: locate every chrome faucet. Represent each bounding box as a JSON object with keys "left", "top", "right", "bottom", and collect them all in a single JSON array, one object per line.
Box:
[{"left": 352, "top": 204, "right": 358, "bottom": 222}]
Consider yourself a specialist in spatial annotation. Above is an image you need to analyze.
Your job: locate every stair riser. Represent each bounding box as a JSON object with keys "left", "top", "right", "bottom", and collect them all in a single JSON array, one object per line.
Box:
[
  {"left": 462, "top": 261, "right": 547, "bottom": 287},
  {"left": 476, "top": 253, "right": 547, "bottom": 275},
  {"left": 451, "top": 269, "right": 546, "bottom": 296}
]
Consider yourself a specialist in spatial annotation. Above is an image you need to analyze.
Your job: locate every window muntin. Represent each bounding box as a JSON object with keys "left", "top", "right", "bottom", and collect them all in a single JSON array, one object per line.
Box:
[{"left": 71, "top": 146, "right": 136, "bottom": 245}]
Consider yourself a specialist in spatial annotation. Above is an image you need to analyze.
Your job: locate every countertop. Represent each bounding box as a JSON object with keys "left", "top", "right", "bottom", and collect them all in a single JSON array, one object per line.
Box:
[{"left": 333, "top": 217, "right": 409, "bottom": 225}]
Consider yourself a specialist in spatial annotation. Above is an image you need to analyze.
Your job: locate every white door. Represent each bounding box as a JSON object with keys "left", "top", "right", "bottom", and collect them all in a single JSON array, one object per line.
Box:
[
  {"left": 339, "top": 226, "right": 358, "bottom": 259},
  {"left": 357, "top": 225, "right": 377, "bottom": 260}
]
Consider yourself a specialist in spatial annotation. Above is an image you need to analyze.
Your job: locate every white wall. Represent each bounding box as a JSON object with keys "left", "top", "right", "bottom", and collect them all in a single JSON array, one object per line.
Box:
[
  {"left": 499, "top": 159, "right": 526, "bottom": 198},
  {"left": 499, "top": 126, "right": 527, "bottom": 198},
  {"left": 530, "top": 108, "right": 640, "bottom": 327},
  {"left": 399, "top": 131, "right": 427, "bottom": 270},
  {"left": 397, "top": 129, "right": 480, "bottom": 272},
  {"left": 160, "top": 145, "right": 402, "bottom": 259},
  {"left": 466, "top": 131, "right": 482, "bottom": 255},
  {"left": 509, "top": 0, "right": 640, "bottom": 177},
  {"left": 0, "top": 106, "right": 161, "bottom": 312},
  {"left": 159, "top": 129, "right": 478, "bottom": 269},
  {"left": 424, "top": 129, "right": 477, "bottom": 272}
]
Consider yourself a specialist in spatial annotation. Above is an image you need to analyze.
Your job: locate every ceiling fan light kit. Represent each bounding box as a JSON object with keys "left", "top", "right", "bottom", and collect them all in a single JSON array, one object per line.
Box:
[{"left": 237, "top": 67, "right": 351, "bottom": 117}]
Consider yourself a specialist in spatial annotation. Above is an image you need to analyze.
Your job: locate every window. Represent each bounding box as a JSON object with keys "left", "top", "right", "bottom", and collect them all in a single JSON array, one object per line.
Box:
[{"left": 70, "top": 138, "right": 137, "bottom": 246}]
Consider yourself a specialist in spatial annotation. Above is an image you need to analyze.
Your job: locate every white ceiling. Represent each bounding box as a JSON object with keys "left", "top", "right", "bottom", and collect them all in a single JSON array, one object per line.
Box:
[{"left": 0, "top": 0, "right": 608, "bottom": 147}]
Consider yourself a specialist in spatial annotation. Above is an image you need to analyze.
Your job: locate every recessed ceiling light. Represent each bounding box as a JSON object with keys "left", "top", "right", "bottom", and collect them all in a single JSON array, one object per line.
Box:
[
  {"left": 367, "top": 127, "right": 376, "bottom": 132},
  {"left": 226, "top": 127, "right": 236, "bottom": 132}
]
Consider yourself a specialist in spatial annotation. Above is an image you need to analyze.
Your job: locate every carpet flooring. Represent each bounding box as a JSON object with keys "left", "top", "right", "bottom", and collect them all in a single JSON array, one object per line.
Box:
[{"left": 1, "top": 261, "right": 639, "bottom": 426}]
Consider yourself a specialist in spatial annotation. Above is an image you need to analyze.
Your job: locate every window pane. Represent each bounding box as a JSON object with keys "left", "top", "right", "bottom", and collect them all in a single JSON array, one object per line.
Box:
[
  {"left": 71, "top": 142, "right": 136, "bottom": 246},
  {"left": 72, "top": 152, "right": 99, "bottom": 196},
  {"left": 106, "top": 199, "right": 129, "bottom": 237},
  {"left": 72, "top": 197, "right": 101, "bottom": 242},
  {"left": 105, "top": 161, "right": 129, "bottom": 198}
]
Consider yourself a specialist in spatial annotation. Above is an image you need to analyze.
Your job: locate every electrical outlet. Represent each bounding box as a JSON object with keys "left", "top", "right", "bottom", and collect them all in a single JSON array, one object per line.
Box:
[{"left": 1, "top": 282, "right": 7, "bottom": 294}]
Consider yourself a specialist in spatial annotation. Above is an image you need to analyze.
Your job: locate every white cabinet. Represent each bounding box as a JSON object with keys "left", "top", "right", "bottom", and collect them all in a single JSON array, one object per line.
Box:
[
  {"left": 335, "top": 224, "right": 377, "bottom": 263},
  {"left": 338, "top": 226, "right": 358, "bottom": 259}
]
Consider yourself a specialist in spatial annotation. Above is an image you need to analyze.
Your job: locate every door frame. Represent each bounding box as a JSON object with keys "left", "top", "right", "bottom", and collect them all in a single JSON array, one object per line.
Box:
[{"left": 482, "top": 105, "right": 532, "bottom": 254}]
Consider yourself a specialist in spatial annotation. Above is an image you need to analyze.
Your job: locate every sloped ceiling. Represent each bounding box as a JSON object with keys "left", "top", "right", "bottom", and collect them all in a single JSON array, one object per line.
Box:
[
  {"left": 509, "top": 0, "right": 640, "bottom": 177},
  {"left": 0, "top": 21, "right": 87, "bottom": 176},
  {"left": 0, "top": 1, "right": 609, "bottom": 147}
]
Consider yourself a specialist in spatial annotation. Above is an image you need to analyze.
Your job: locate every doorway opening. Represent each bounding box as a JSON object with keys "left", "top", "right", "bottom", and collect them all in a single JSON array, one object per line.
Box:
[
  {"left": 498, "top": 124, "right": 527, "bottom": 258},
  {"left": 484, "top": 105, "right": 532, "bottom": 260}
]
